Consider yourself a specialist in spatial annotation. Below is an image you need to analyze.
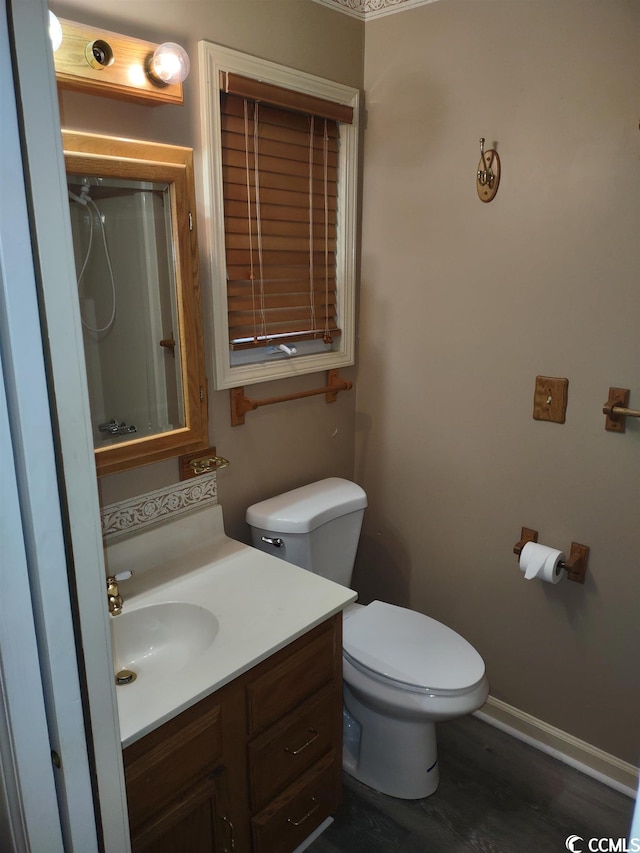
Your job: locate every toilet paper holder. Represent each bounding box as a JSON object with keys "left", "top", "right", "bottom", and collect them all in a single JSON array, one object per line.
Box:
[{"left": 513, "top": 527, "right": 589, "bottom": 584}]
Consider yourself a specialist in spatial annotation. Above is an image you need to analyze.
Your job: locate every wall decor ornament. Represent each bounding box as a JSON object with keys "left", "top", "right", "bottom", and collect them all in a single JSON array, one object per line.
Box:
[{"left": 476, "top": 137, "right": 501, "bottom": 203}]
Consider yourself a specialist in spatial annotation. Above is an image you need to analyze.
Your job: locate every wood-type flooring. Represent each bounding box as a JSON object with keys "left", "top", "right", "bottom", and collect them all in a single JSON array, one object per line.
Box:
[{"left": 308, "top": 715, "right": 635, "bottom": 853}]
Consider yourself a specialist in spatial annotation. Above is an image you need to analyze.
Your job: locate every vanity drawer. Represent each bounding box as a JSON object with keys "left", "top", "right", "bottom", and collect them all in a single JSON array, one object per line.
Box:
[
  {"left": 124, "top": 692, "right": 224, "bottom": 833},
  {"left": 248, "top": 683, "right": 340, "bottom": 811},
  {"left": 246, "top": 616, "right": 340, "bottom": 736},
  {"left": 250, "top": 751, "right": 340, "bottom": 853}
]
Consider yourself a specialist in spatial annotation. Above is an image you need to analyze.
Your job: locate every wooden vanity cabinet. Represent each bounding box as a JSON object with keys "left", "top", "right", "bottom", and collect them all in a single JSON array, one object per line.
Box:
[
  {"left": 123, "top": 677, "right": 249, "bottom": 853},
  {"left": 123, "top": 613, "right": 343, "bottom": 853},
  {"left": 247, "top": 615, "right": 343, "bottom": 853}
]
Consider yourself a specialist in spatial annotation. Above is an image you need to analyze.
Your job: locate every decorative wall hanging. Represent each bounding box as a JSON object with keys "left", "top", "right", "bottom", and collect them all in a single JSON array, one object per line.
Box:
[{"left": 476, "top": 137, "right": 501, "bottom": 203}]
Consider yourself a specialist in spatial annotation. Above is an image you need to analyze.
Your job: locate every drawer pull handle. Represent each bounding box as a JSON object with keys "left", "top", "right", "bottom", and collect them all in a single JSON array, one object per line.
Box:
[
  {"left": 285, "top": 728, "right": 319, "bottom": 755},
  {"left": 221, "top": 815, "right": 235, "bottom": 851},
  {"left": 287, "top": 797, "right": 319, "bottom": 827}
]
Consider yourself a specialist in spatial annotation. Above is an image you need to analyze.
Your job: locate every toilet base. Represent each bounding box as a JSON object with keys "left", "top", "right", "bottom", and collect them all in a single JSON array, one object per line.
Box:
[{"left": 342, "top": 685, "right": 440, "bottom": 799}]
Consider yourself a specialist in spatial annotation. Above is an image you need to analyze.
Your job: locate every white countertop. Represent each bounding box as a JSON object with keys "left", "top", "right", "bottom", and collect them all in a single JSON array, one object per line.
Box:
[{"left": 105, "top": 503, "right": 356, "bottom": 747}]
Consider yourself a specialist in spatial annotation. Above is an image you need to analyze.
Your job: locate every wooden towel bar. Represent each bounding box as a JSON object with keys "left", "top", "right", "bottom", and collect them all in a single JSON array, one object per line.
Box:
[{"left": 230, "top": 369, "right": 352, "bottom": 426}]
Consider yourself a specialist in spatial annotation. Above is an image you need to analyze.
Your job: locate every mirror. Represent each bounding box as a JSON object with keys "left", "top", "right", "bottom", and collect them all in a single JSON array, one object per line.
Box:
[{"left": 62, "top": 131, "right": 208, "bottom": 476}]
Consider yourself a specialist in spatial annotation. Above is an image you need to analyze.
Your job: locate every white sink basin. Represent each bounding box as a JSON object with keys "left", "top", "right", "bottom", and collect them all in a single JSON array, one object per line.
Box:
[{"left": 111, "top": 602, "right": 219, "bottom": 683}]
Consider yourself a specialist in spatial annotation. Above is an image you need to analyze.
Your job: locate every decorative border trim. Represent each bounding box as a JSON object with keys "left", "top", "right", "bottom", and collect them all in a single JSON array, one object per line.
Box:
[
  {"left": 101, "top": 474, "right": 217, "bottom": 541},
  {"left": 310, "top": 0, "right": 439, "bottom": 22},
  {"left": 476, "top": 696, "right": 638, "bottom": 798}
]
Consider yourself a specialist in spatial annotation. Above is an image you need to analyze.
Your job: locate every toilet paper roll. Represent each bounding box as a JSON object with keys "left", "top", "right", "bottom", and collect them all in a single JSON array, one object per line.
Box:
[{"left": 519, "top": 541, "right": 565, "bottom": 584}]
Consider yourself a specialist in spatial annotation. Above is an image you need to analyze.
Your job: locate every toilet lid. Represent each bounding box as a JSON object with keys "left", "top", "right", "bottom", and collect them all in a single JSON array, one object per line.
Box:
[{"left": 343, "top": 600, "right": 485, "bottom": 693}]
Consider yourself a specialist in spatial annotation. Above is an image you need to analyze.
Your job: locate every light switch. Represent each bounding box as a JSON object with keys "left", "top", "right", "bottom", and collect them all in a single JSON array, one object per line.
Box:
[{"left": 532, "top": 376, "right": 568, "bottom": 424}]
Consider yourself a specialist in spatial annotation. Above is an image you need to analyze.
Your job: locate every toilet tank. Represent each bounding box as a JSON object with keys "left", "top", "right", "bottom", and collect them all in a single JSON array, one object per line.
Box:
[{"left": 246, "top": 478, "right": 367, "bottom": 586}]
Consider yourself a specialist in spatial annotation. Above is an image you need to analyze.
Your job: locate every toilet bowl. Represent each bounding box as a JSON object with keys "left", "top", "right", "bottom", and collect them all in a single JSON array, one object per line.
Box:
[
  {"left": 341, "top": 600, "right": 488, "bottom": 798},
  {"left": 246, "top": 478, "right": 489, "bottom": 799}
]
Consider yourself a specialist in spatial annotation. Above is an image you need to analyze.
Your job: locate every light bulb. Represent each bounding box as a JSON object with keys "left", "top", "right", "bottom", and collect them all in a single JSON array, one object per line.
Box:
[
  {"left": 151, "top": 43, "right": 190, "bottom": 85},
  {"left": 49, "top": 11, "right": 62, "bottom": 52}
]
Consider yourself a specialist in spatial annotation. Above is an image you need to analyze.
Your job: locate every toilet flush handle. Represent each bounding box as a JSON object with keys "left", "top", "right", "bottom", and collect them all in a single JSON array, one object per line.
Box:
[{"left": 261, "top": 536, "right": 284, "bottom": 548}]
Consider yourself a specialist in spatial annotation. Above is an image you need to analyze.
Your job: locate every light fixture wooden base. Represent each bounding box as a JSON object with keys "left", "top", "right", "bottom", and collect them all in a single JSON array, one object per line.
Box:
[{"left": 55, "top": 18, "right": 183, "bottom": 105}]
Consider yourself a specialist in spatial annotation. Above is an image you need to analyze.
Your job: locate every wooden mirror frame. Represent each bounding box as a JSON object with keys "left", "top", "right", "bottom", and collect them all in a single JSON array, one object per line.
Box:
[{"left": 62, "top": 130, "right": 208, "bottom": 476}]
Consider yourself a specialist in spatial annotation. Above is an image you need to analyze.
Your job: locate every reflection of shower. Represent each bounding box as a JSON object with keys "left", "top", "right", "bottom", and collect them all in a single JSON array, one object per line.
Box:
[{"left": 68, "top": 183, "right": 117, "bottom": 334}]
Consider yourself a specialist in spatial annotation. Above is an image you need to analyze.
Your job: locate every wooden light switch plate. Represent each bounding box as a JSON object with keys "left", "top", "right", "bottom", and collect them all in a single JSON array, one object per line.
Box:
[{"left": 533, "top": 376, "right": 568, "bottom": 424}]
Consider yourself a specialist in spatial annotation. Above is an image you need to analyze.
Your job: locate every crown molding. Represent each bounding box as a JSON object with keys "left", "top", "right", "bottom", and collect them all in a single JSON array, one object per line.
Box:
[{"left": 311, "top": 0, "right": 439, "bottom": 22}]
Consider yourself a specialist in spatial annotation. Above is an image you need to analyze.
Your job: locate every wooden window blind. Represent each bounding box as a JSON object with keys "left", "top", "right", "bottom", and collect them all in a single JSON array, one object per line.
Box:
[
  {"left": 220, "top": 72, "right": 354, "bottom": 124},
  {"left": 219, "top": 76, "right": 352, "bottom": 352}
]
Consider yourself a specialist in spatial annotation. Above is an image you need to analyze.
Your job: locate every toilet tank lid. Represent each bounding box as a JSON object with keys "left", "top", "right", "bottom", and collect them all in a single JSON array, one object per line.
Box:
[{"left": 246, "top": 478, "right": 367, "bottom": 533}]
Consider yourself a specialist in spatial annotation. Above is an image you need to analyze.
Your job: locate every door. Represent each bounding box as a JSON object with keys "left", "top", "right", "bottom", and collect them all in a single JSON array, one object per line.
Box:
[{"left": 3, "top": 1, "right": 131, "bottom": 850}]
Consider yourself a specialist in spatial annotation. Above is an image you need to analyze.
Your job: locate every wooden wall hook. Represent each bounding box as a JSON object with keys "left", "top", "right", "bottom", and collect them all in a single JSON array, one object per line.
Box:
[
  {"left": 602, "top": 387, "right": 640, "bottom": 433},
  {"left": 477, "top": 138, "right": 501, "bottom": 203}
]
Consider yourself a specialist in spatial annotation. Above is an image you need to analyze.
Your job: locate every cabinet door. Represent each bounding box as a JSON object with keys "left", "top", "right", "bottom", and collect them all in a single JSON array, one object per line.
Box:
[
  {"left": 131, "top": 768, "right": 236, "bottom": 853},
  {"left": 124, "top": 696, "right": 224, "bottom": 834}
]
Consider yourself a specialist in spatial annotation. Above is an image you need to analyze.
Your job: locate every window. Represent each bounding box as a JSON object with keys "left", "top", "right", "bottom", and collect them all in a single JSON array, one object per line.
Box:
[{"left": 199, "top": 43, "right": 359, "bottom": 389}]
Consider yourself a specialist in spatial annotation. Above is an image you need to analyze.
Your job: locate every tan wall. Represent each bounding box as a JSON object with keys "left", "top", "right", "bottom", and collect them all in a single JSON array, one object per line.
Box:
[
  {"left": 53, "top": 0, "right": 639, "bottom": 765},
  {"left": 53, "top": 0, "right": 365, "bottom": 540},
  {"left": 356, "top": 0, "right": 640, "bottom": 764}
]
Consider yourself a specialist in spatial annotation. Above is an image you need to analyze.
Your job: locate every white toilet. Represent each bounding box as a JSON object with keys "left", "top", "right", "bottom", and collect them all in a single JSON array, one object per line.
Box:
[{"left": 246, "top": 477, "right": 489, "bottom": 799}]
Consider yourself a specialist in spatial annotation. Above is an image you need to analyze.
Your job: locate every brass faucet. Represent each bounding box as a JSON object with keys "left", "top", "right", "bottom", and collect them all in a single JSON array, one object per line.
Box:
[{"left": 106, "top": 570, "right": 133, "bottom": 616}]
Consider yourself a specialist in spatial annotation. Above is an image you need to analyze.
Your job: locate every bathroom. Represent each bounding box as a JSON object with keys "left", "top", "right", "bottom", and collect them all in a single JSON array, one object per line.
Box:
[{"left": 1, "top": 0, "right": 638, "bottom": 850}]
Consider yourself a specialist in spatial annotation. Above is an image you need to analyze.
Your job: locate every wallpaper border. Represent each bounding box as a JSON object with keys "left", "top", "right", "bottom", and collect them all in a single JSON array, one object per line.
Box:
[{"left": 101, "top": 473, "right": 217, "bottom": 542}]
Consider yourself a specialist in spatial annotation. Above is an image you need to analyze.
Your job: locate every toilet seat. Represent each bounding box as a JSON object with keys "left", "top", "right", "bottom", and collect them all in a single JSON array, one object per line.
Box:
[{"left": 343, "top": 600, "right": 486, "bottom": 695}]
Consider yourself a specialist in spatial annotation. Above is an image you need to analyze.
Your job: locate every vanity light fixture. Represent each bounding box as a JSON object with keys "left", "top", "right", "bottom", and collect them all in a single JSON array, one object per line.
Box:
[
  {"left": 150, "top": 42, "right": 190, "bottom": 85},
  {"left": 51, "top": 17, "right": 189, "bottom": 105},
  {"left": 49, "top": 11, "right": 63, "bottom": 52}
]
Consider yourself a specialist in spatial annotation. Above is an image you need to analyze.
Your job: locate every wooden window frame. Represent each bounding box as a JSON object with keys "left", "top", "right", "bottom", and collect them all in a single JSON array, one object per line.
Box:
[{"left": 199, "top": 42, "right": 359, "bottom": 390}]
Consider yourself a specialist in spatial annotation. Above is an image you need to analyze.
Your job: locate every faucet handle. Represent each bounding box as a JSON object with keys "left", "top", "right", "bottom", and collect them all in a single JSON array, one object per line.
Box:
[
  {"left": 113, "top": 570, "right": 133, "bottom": 582},
  {"left": 106, "top": 571, "right": 133, "bottom": 616},
  {"left": 106, "top": 570, "right": 133, "bottom": 593}
]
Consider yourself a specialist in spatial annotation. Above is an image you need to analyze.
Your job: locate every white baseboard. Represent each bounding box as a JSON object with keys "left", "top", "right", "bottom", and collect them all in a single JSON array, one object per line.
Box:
[{"left": 474, "top": 696, "right": 638, "bottom": 799}]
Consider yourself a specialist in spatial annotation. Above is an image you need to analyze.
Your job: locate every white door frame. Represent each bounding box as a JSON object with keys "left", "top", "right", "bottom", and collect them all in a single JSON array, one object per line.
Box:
[
  {"left": 0, "top": 283, "right": 65, "bottom": 852},
  {"left": 3, "top": 1, "right": 130, "bottom": 849}
]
